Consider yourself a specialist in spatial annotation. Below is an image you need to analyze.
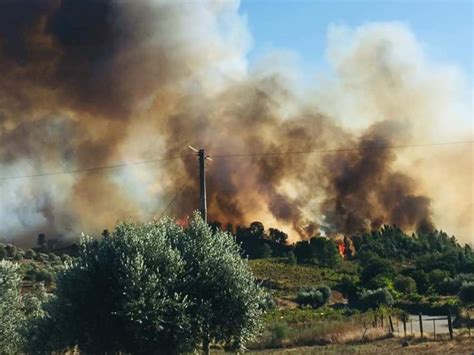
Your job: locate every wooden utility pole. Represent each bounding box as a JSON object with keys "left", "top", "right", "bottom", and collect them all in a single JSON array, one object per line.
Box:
[
  {"left": 198, "top": 149, "right": 207, "bottom": 223},
  {"left": 189, "top": 146, "right": 211, "bottom": 223}
]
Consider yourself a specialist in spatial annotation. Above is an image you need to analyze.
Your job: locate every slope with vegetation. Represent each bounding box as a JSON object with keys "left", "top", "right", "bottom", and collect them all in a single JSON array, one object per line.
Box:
[{"left": 0, "top": 221, "right": 472, "bottom": 353}]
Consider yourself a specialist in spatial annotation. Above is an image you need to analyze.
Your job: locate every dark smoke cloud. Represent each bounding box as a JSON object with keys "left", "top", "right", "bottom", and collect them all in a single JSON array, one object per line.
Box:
[
  {"left": 321, "top": 121, "right": 434, "bottom": 235},
  {"left": 0, "top": 1, "right": 470, "bottom": 245}
]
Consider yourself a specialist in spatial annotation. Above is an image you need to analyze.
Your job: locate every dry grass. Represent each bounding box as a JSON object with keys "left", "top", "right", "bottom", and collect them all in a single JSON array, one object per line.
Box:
[
  {"left": 249, "top": 336, "right": 474, "bottom": 354},
  {"left": 248, "top": 320, "right": 390, "bottom": 350}
]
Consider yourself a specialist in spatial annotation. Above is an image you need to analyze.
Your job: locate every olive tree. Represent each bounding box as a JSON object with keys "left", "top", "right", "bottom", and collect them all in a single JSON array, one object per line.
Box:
[
  {"left": 0, "top": 260, "right": 25, "bottom": 353},
  {"left": 30, "top": 213, "right": 264, "bottom": 353}
]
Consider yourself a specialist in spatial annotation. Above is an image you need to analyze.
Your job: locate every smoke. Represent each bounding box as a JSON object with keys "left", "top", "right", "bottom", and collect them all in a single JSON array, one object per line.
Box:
[{"left": 0, "top": 1, "right": 471, "bottom": 245}]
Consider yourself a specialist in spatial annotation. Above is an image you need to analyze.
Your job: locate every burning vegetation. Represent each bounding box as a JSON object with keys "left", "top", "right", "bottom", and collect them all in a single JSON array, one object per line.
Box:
[{"left": 0, "top": 0, "right": 471, "bottom": 245}]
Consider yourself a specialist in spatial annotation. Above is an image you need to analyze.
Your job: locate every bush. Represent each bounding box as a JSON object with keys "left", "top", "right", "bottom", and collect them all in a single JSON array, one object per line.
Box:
[
  {"left": 296, "top": 286, "right": 331, "bottom": 309},
  {"left": 34, "top": 269, "right": 54, "bottom": 284},
  {"left": 360, "top": 257, "right": 394, "bottom": 287},
  {"left": 459, "top": 282, "right": 474, "bottom": 305},
  {"left": 394, "top": 275, "right": 417, "bottom": 294},
  {"left": 27, "top": 213, "right": 264, "bottom": 353},
  {"left": 34, "top": 253, "right": 48, "bottom": 262},
  {"left": 0, "top": 260, "right": 24, "bottom": 353},
  {"left": 24, "top": 249, "right": 36, "bottom": 260},
  {"left": 436, "top": 274, "right": 474, "bottom": 295},
  {"left": 428, "top": 269, "right": 450, "bottom": 285},
  {"left": 0, "top": 245, "right": 6, "bottom": 260},
  {"left": 336, "top": 276, "right": 359, "bottom": 306},
  {"left": 357, "top": 288, "right": 394, "bottom": 310},
  {"left": 5, "top": 244, "right": 17, "bottom": 259},
  {"left": 286, "top": 251, "right": 297, "bottom": 265},
  {"left": 256, "top": 243, "right": 273, "bottom": 259}
]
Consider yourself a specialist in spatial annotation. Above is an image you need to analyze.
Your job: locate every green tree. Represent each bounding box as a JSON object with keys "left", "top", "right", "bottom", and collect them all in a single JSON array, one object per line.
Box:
[
  {"left": 268, "top": 228, "right": 288, "bottom": 245},
  {"left": 0, "top": 244, "right": 6, "bottom": 260},
  {"left": 296, "top": 286, "right": 331, "bottom": 308},
  {"left": 29, "top": 213, "right": 264, "bottom": 353},
  {"left": 24, "top": 249, "right": 36, "bottom": 260},
  {"left": 357, "top": 288, "right": 394, "bottom": 311},
  {"left": 428, "top": 269, "right": 450, "bottom": 286},
  {"left": 360, "top": 256, "right": 394, "bottom": 287},
  {"left": 393, "top": 275, "right": 417, "bottom": 294},
  {"left": 294, "top": 237, "right": 340, "bottom": 267},
  {"left": 458, "top": 282, "right": 474, "bottom": 305},
  {"left": 0, "top": 260, "right": 25, "bottom": 353}
]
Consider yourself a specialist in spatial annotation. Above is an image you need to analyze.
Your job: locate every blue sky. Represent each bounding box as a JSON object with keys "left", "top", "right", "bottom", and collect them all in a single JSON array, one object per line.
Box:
[{"left": 239, "top": 0, "right": 473, "bottom": 83}]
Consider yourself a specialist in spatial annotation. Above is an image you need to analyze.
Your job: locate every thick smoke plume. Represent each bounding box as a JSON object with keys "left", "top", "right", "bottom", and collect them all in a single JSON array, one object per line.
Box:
[{"left": 0, "top": 0, "right": 471, "bottom": 245}]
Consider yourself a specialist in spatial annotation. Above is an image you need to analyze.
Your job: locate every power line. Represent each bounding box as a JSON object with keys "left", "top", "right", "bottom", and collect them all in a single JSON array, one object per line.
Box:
[
  {"left": 0, "top": 155, "right": 194, "bottom": 181},
  {"left": 210, "top": 140, "right": 474, "bottom": 158},
  {"left": 0, "top": 140, "right": 472, "bottom": 180},
  {"left": 157, "top": 175, "right": 191, "bottom": 220}
]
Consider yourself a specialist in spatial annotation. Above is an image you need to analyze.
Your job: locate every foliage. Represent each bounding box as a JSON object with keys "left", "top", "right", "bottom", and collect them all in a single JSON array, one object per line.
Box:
[
  {"left": 359, "top": 256, "right": 394, "bottom": 287},
  {"left": 357, "top": 288, "right": 394, "bottom": 311},
  {"left": 235, "top": 222, "right": 291, "bottom": 259},
  {"left": 353, "top": 226, "right": 473, "bottom": 274},
  {"left": 294, "top": 237, "right": 340, "bottom": 267},
  {"left": 286, "top": 251, "right": 297, "bottom": 265},
  {"left": 458, "top": 282, "right": 474, "bottom": 305},
  {"left": 296, "top": 286, "right": 331, "bottom": 309},
  {"left": 0, "top": 244, "right": 6, "bottom": 260},
  {"left": 393, "top": 275, "right": 417, "bottom": 294},
  {"left": 28, "top": 213, "right": 264, "bottom": 353},
  {"left": 24, "top": 249, "right": 36, "bottom": 259},
  {"left": 435, "top": 274, "right": 474, "bottom": 295},
  {"left": 336, "top": 276, "right": 359, "bottom": 306},
  {"left": 268, "top": 228, "right": 288, "bottom": 245},
  {"left": 0, "top": 260, "right": 25, "bottom": 353}
]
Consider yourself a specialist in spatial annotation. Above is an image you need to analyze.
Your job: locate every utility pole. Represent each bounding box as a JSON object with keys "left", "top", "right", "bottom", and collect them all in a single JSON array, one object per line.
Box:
[{"left": 188, "top": 146, "right": 211, "bottom": 223}]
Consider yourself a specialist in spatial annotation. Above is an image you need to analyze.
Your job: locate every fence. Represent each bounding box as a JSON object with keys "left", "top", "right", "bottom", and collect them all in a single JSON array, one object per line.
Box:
[{"left": 367, "top": 312, "right": 472, "bottom": 341}]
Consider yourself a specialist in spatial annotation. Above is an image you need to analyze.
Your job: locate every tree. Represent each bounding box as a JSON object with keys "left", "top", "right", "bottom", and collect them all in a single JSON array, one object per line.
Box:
[
  {"left": 360, "top": 256, "right": 394, "bottom": 287},
  {"left": 0, "top": 244, "right": 7, "bottom": 260},
  {"left": 0, "top": 260, "right": 25, "bottom": 353},
  {"left": 249, "top": 221, "right": 265, "bottom": 238},
  {"left": 393, "top": 275, "right": 417, "bottom": 295},
  {"left": 268, "top": 228, "right": 288, "bottom": 245},
  {"left": 294, "top": 237, "right": 340, "bottom": 267},
  {"left": 296, "top": 286, "right": 331, "bottom": 309},
  {"left": 458, "top": 282, "right": 474, "bottom": 305},
  {"left": 357, "top": 288, "right": 394, "bottom": 311},
  {"left": 255, "top": 243, "right": 272, "bottom": 259},
  {"left": 37, "top": 234, "right": 47, "bottom": 249},
  {"left": 30, "top": 213, "right": 264, "bottom": 353}
]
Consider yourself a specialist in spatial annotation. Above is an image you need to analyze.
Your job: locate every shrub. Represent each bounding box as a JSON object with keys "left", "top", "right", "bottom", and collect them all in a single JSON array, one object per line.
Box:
[
  {"left": 360, "top": 257, "right": 394, "bottom": 287},
  {"left": 336, "top": 276, "right": 359, "bottom": 306},
  {"left": 428, "top": 269, "right": 450, "bottom": 285},
  {"left": 0, "top": 245, "right": 6, "bottom": 260},
  {"left": 34, "top": 269, "right": 54, "bottom": 284},
  {"left": 0, "top": 260, "right": 24, "bottom": 353},
  {"left": 357, "top": 288, "right": 394, "bottom": 310},
  {"left": 296, "top": 286, "right": 331, "bottom": 309},
  {"left": 459, "top": 282, "right": 474, "bottom": 305},
  {"left": 5, "top": 244, "right": 17, "bottom": 259},
  {"left": 286, "top": 251, "right": 297, "bottom": 265},
  {"left": 260, "top": 294, "right": 277, "bottom": 311},
  {"left": 34, "top": 253, "right": 46, "bottom": 262},
  {"left": 24, "top": 249, "right": 36, "bottom": 260},
  {"left": 256, "top": 243, "right": 272, "bottom": 259},
  {"left": 393, "top": 275, "right": 417, "bottom": 294}
]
